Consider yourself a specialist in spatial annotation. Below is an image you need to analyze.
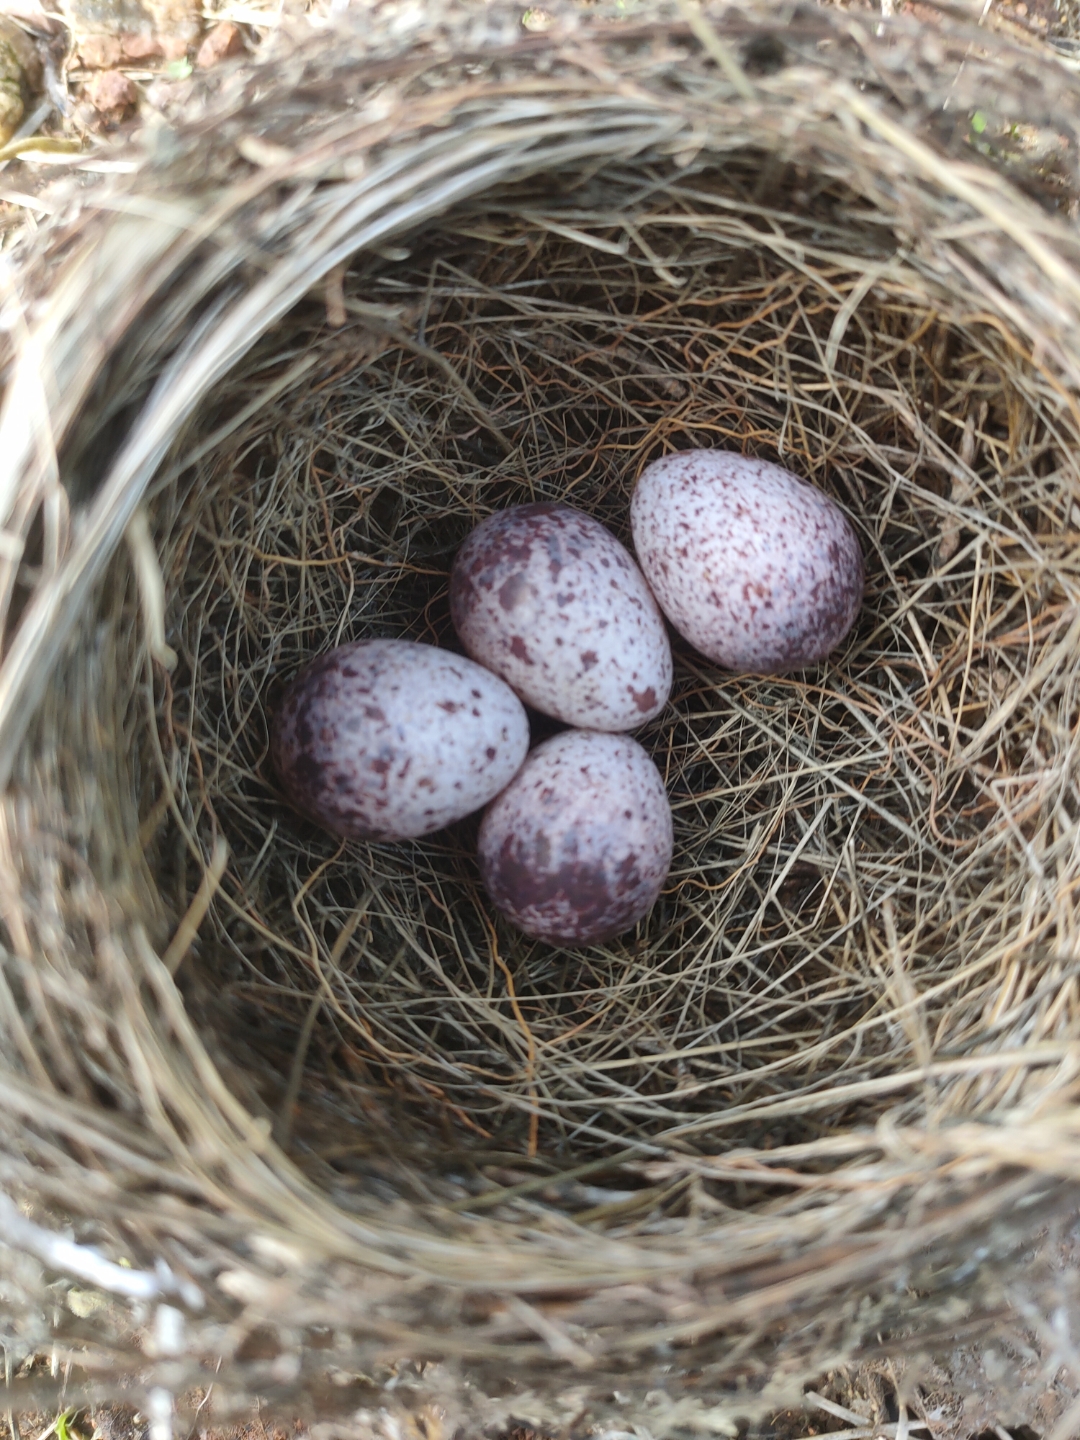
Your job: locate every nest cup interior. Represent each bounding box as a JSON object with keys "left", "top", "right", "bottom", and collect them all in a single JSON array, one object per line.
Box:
[{"left": 59, "top": 150, "right": 1080, "bottom": 1207}]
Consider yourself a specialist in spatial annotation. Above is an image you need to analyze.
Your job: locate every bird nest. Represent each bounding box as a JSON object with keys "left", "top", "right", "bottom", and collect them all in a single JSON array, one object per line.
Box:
[{"left": 4, "top": 3, "right": 1080, "bottom": 1435}]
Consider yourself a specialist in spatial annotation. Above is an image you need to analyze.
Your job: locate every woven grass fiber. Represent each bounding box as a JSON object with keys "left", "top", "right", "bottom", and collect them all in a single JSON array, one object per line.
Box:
[{"left": 5, "top": 1, "right": 1080, "bottom": 1434}]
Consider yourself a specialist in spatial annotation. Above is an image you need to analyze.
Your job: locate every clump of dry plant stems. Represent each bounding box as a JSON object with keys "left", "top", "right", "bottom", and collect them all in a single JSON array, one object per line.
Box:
[
  {"left": 160, "top": 190, "right": 1080, "bottom": 1172},
  {"left": 5, "top": 4, "right": 1080, "bottom": 1435}
]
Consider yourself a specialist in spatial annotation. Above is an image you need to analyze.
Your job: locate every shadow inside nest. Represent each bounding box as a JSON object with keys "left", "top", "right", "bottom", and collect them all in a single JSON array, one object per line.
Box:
[{"left": 137, "top": 158, "right": 1080, "bottom": 1219}]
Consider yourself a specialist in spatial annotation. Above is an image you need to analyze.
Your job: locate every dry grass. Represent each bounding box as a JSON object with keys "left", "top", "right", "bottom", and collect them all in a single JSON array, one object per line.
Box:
[
  {"left": 4, "top": 2, "right": 1080, "bottom": 1434},
  {"left": 159, "top": 186, "right": 1080, "bottom": 1176}
]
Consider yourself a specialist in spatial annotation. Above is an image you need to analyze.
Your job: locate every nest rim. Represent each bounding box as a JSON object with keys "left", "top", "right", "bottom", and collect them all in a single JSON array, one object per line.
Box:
[{"left": 4, "top": 2, "right": 1080, "bottom": 1422}]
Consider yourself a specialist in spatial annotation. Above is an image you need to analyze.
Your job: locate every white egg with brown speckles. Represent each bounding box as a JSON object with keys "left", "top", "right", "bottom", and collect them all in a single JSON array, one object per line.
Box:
[
  {"left": 450, "top": 503, "right": 672, "bottom": 731},
  {"left": 478, "top": 729, "right": 673, "bottom": 945},
  {"left": 271, "top": 639, "right": 530, "bottom": 841},
  {"left": 631, "top": 451, "right": 864, "bottom": 674}
]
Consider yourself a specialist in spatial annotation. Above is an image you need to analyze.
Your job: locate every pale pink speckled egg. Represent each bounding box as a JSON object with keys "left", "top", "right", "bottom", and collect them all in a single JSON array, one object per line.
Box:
[
  {"left": 631, "top": 451, "right": 864, "bottom": 674},
  {"left": 271, "top": 639, "right": 529, "bottom": 841},
  {"left": 478, "top": 729, "right": 673, "bottom": 945},
  {"left": 450, "top": 503, "right": 672, "bottom": 731}
]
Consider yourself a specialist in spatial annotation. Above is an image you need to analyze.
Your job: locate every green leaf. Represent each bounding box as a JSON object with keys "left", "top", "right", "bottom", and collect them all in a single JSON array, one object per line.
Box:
[{"left": 971, "top": 111, "right": 987, "bottom": 134}]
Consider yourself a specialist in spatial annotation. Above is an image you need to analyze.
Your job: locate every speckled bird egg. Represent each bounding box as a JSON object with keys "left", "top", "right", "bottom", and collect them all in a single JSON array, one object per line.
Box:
[
  {"left": 631, "top": 451, "right": 864, "bottom": 674},
  {"left": 478, "top": 729, "right": 673, "bottom": 945},
  {"left": 271, "top": 639, "right": 530, "bottom": 841},
  {"left": 450, "top": 503, "right": 672, "bottom": 731}
]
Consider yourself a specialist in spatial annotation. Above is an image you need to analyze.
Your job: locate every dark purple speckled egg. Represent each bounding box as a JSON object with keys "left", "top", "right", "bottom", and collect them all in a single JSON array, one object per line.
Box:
[
  {"left": 478, "top": 729, "right": 673, "bottom": 945},
  {"left": 271, "top": 639, "right": 529, "bottom": 841},
  {"left": 450, "top": 503, "right": 672, "bottom": 731},
  {"left": 631, "top": 451, "right": 864, "bottom": 674}
]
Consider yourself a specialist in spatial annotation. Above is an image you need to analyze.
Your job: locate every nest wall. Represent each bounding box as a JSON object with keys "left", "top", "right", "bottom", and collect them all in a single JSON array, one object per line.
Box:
[{"left": 4, "top": 3, "right": 1080, "bottom": 1433}]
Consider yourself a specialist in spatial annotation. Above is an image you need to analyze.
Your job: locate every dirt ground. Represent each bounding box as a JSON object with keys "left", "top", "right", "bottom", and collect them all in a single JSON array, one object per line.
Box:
[{"left": 0, "top": 1338, "right": 1075, "bottom": 1440}]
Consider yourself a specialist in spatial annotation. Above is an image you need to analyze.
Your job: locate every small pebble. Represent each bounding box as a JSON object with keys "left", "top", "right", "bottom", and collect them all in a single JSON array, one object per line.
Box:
[
  {"left": 85, "top": 68, "right": 138, "bottom": 121},
  {"left": 195, "top": 20, "right": 244, "bottom": 67}
]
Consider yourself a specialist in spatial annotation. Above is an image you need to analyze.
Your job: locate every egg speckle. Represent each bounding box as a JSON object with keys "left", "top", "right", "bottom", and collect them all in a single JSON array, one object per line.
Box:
[
  {"left": 450, "top": 503, "right": 672, "bottom": 730},
  {"left": 271, "top": 639, "right": 529, "bottom": 840},
  {"left": 478, "top": 729, "right": 673, "bottom": 945},
  {"left": 631, "top": 451, "right": 864, "bottom": 674}
]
